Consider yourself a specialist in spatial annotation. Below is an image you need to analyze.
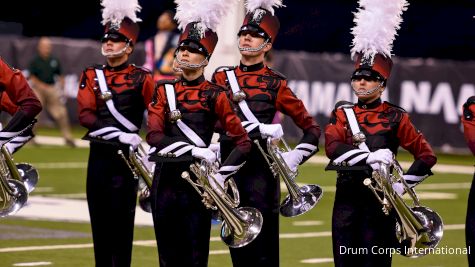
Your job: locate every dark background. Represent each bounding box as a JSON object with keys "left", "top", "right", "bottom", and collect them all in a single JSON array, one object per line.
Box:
[{"left": 0, "top": 0, "right": 474, "bottom": 60}]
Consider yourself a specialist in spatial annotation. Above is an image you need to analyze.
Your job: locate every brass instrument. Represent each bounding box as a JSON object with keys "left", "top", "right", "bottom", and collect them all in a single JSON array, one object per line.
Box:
[
  {"left": 181, "top": 161, "right": 263, "bottom": 248},
  {"left": 0, "top": 145, "right": 39, "bottom": 217},
  {"left": 118, "top": 145, "right": 154, "bottom": 213},
  {"left": 364, "top": 160, "right": 443, "bottom": 257},
  {"left": 254, "top": 137, "right": 323, "bottom": 217}
]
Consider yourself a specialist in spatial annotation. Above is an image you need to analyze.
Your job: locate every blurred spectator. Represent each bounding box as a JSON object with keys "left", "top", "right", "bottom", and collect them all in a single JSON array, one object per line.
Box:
[
  {"left": 143, "top": 10, "right": 180, "bottom": 81},
  {"left": 28, "top": 37, "right": 75, "bottom": 147}
]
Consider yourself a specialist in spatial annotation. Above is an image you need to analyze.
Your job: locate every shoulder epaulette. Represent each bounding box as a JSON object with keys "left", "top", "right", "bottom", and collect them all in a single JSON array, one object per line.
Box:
[
  {"left": 214, "top": 65, "right": 236, "bottom": 73},
  {"left": 464, "top": 96, "right": 475, "bottom": 107},
  {"left": 334, "top": 101, "right": 354, "bottom": 110},
  {"left": 384, "top": 101, "right": 406, "bottom": 112},
  {"left": 266, "top": 66, "right": 287, "bottom": 80},
  {"left": 0, "top": 57, "right": 18, "bottom": 72},
  {"left": 463, "top": 96, "right": 475, "bottom": 120},
  {"left": 131, "top": 64, "right": 152, "bottom": 74},
  {"left": 92, "top": 64, "right": 105, "bottom": 70},
  {"left": 156, "top": 78, "right": 179, "bottom": 87}
]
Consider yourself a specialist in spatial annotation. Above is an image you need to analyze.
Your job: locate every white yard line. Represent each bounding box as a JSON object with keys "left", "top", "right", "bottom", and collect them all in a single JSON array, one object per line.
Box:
[
  {"left": 209, "top": 250, "right": 229, "bottom": 255},
  {"left": 32, "top": 162, "right": 87, "bottom": 169},
  {"left": 0, "top": 224, "right": 465, "bottom": 253},
  {"left": 33, "top": 136, "right": 89, "bottom": 148},
  {"left": 300, "top": 258, "right": 334, "bottom": 264},
  {"left": 11, "top": 196, "right": 153, "bottom": 226},
  {"left": 14, "top": 178, "right": 469, "bottom": 227},
  {"left": 293, "top": 221, "right": 324, "bottom": 226},
  {"left": 444, "top": 224, "right": 465, "bottom": 230},
  {"left": 1, "top": 243, "right": 93, "bottom": 253},
  {"left": 13, "top": 262, "right": 52, "bottom": 266}
]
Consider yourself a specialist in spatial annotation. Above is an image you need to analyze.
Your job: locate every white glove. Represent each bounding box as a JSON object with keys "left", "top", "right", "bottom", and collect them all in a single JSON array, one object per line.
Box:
[
  {"left": 208, "top": 172, "right": 225, "bottom": 191},
  {"left": 281, "top": 149, "right": 303, "bottom": 172},
  {"left": 208, "top": 143, "right": 221, "bottom": 163},
  {"left": 5, "top": 142, "right": 20, "bottom": 154},
  {"left": 139, "top": 152, "right": 155, "bottom": 172},
  {"left": 392, "top": 182, "right": 405, "bottom": 196},
  {"left": 191, "top": 147, "right": 217, "bottom": 164},
  {"left": 259, "top": 123, "right": 283, "bottom": 139},
  {"left": 118, "top": 133, "right": 142, "bottom": 149},
  {"left": 366, "top": 149, "right": 393, "bottom": 166},
  {"left": 369, "top": 163, "right": 381, "bottom": 171},
  {"left": 208, "top": 143, "right": 220, "bottom": 153}
]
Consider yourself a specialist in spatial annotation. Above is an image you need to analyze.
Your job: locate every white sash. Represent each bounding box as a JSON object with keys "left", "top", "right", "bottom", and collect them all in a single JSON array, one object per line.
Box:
[
  {"left": 342, "top": 107, "right": 370, "bottom": 152},
  {"left": 164, "top": 84, "right": 206, "bottom": 147},
  {"left": 225, "top": 70, "right": 259, "bottom": 123},
  {"left": 94, "top": 69, "right": 139, "bottom": 132}
]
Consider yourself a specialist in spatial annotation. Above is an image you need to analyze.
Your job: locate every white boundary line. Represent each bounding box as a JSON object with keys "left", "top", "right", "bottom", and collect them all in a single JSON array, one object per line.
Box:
[
  {"left": 300, "top": 258, "right": 334, "bottom": 264},
  {"left": 13, "top": 262, "right": 52, "bottom": 266},
  {"left": 0, "top": 224, "right": 465, "bottom": 253}
]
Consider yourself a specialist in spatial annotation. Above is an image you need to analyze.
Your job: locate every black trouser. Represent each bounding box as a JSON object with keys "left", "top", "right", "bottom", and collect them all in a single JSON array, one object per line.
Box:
[
  {"left": 151, "top": 161, "right": 212, "bottom": 267},
  {"left": 86, "top": 143, "right": 138, "bottom": 267},
  {"left": 467, "top": 173, "right": 475, "bottom": 266},
  {"left": 223, "top": 141, "right": 281, "bottom": 267},
  {"left": 332, "top": 172, "right": 397, "bottom": 267}
]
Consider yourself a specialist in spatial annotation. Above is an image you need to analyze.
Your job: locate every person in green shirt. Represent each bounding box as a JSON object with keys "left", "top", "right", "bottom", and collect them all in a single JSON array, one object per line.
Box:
[{"left": 28, "top": 36, "right": 75, "bottom": 147}]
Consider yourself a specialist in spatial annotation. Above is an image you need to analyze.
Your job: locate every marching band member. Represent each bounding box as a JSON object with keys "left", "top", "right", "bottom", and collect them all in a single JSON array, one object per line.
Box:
[
  {"left": 77, "top": 0, "right": 154, "bottom": 265},
  {"left": 462, "top": 96, "right": 475, "bottom": 266},
  {"left": 146, "top": 0, "right": 251, "bottom": 266},
  {"left": 324, "top": 1, "right": 436, "bottom": 266},
  {"left": 0, "top": 58, "right": 42, "bottom": 150},
  {"left": 212, "top": 0, "right": 321, "bottom": 265}
]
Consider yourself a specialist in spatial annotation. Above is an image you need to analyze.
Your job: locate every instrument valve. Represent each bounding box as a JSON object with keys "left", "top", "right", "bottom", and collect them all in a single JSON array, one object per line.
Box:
[
  {"left": 201, "top": 192, "right": 216, "bottom": 210},
  {"left": 382, "top": 198, "right": 391, "bottom": 215},
  {"left": 270, "top": 164, "right": 279, "bottom": 178}
]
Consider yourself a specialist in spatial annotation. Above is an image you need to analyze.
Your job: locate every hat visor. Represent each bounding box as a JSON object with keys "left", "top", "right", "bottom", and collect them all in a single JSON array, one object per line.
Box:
[
  {"left": 177, "top": 40, "right": 208, "bottom": 56},
  {"left": 238, "top": 25, "right": 268, "bottom": 38},
  {"left": 351, "top": 69, "right": 383, "bottom": 81},
  {"left": 101, "top": 32, "right": 129, "bottom": 43}
]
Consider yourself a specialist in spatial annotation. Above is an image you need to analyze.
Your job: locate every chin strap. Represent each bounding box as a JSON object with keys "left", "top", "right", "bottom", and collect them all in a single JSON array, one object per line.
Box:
[
  {"left": 238, "top": 38, "right": 269, "bottom": 52},
  {"left": 351, "top": 82, "right": 383, "bottom": 96},
  {"left": 101, "top": 42, "right": 130, "bottom": 58},
  {"left": 174, "top": 54, "right": 209, "bottom": 70}
]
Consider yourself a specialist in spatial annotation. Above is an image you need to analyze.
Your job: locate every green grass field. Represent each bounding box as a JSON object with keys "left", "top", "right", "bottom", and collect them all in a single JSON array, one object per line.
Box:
[{"left": 0, "top": 134, "right": 474, "bottom": 266}]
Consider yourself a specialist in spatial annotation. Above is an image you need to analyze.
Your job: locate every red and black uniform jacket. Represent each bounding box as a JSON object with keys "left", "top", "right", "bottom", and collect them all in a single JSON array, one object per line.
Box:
[
  {"left": 0, "top": 92, "right": 19, "bottom": 116},
  {"left": 462, "top": 96, "right": 475, "bottom": 156},
  {"left": 77, "top": 62, "right": 154, "bottom": 142},
  {"left": 0, "top": 93, "right": 36, "bottom": 152},
  {"left": 147, "top": 75, "right": 251, "bottom": 177},
  {"left": 212, "top": 62, "right": 320, "bottom": 163},
  {"left": 0, "top": 58, "right": 42, "bottom": 134},
  {"left": 325, "top": 99, "right": 437, "bottom": 185}
]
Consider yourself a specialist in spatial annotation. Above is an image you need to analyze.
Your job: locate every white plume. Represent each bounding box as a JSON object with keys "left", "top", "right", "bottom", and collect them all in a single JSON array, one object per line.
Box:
[
  {"left": 175, "top": 0, "right": 236, "bottom": 37},
  {"left": 245, "top": 0, "right": 284, "bottom": 16},
  {"left": 101, "top": 0, "right": 142, "bottom": 26},
  {"left": 350, "top": 0, "right": 409, "bottom": 60}
]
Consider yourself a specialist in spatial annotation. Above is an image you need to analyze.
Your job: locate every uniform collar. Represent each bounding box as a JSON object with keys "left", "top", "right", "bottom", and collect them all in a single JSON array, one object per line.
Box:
[
  {"left": 105, "top": 61, "right": 129, "bottom": 72},
  {"left": 181, "top": 75, "right": 205, "bottom": 86},
  {"left": 357, "top": 98, "right": 382, "bottom": 109},
  {"left": 239, "top": 62, "right": 264, "bottom": 72}
]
